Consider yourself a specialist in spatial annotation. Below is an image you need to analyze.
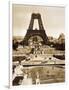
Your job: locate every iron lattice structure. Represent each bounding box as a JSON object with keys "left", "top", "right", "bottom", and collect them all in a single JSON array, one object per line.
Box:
[{"left": 22, "top": 13, "right": 48, "bottom": 46}]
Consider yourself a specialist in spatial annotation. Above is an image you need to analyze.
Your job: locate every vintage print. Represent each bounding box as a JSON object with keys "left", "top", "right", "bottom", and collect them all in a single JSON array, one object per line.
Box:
[{"left": 12, "top": 4, "right": 65, "bottom": 86}]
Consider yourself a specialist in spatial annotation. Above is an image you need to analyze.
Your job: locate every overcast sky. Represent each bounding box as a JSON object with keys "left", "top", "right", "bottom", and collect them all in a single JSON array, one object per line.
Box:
[{"left": 12, "top": 4, "right": 65, "bottom": 38}]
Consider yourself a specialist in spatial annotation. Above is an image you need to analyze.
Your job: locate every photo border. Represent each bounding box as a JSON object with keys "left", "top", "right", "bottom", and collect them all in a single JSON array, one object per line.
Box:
[{"left": 9, "top": 0, "right": 66, "bottom": 88}]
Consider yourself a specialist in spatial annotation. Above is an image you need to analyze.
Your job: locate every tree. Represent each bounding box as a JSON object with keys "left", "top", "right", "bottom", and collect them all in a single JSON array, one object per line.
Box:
[{"left": 13, "top": 39, "right": 19, "bottom": 50}]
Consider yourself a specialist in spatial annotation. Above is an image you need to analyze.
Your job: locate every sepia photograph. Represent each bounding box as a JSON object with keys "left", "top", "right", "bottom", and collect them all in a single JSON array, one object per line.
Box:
[{"left": 12, "top": 4, "right": 65, "bottom": 86}]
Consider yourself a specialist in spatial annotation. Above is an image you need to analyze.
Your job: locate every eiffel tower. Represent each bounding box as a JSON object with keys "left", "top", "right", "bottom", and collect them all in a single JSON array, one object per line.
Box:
[{"left": 22, "top": 13, "right": 48, "bottom": 46}]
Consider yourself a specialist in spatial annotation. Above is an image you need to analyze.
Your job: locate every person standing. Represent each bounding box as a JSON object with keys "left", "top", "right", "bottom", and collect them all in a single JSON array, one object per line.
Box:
[
  {"left": 14, "top": 61, "right": 24, "bottom": 76},
  {"left": 36, "top": 72, "right": 40, "bottom": 85},
  {"left": 13, "top": 61, "right": 24, "bottom": 85}
]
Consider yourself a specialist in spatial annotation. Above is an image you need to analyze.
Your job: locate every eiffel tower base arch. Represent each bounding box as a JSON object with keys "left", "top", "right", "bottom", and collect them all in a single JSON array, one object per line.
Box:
[{"left": 21, "top": 13, "right": 48, "bottom": 46}]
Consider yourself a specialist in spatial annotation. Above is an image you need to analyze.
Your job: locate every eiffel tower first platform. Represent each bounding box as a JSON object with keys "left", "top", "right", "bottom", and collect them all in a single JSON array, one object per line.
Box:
[{"left": 22, "top": 13, "right": 48, "bottom": 46}]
